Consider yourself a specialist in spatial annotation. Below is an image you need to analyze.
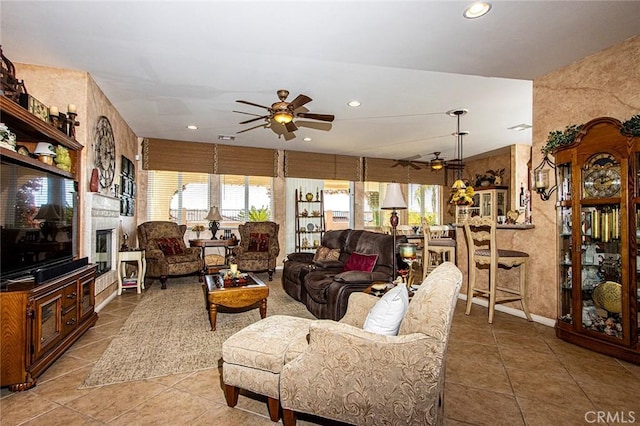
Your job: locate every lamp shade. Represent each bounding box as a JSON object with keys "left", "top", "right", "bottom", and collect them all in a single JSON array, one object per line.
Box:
[
  {"left": 34, "top": 142, "right": 56, "bottom": 156},
  {"left": 35, "top": 204, "right": 61, "bottom": 220},
  {"left": 205, "top": 206, "right": 222, "bottom": 221},
  {"left": 381, "top": 182, "right": 407, "bottom": 210},
  {"left": 273, "top": 111, "right": 293, "bottom": 124}
]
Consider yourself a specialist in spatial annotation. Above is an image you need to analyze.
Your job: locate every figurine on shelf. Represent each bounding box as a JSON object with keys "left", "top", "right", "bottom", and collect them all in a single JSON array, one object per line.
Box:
[
  {"left": 301, "top": 208, "right": 308, "bottom": 217},
  {"left": 316, "top": 188, "right": 320, "bottom": 201}
]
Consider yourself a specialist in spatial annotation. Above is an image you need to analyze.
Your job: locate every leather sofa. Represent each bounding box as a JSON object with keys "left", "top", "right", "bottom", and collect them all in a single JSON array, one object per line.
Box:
[{"left": 282, "top": 229, "right": 407, "bottom": 320}]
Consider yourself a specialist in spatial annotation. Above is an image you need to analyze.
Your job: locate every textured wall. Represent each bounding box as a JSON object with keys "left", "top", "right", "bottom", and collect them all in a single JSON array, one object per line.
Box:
[
  {"left": 528, "top": 35, "right": 640, "bottom": 319},
  {"left": 15, "top": 63, "right": 140, "bottom": 307}
]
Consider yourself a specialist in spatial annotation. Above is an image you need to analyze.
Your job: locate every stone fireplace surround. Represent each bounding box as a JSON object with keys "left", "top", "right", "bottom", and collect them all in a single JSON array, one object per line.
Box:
[{"left": 85, "top": 193, "right": 119, "bottom": 296}]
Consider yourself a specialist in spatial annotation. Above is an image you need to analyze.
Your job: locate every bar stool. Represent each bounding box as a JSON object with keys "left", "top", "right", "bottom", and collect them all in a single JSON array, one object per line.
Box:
[
  {"left": 421, "top": 219, "right": 456, "bottom": 281},
  {"left": 462, "top": 216, "right": 532, "bottom": 323}
]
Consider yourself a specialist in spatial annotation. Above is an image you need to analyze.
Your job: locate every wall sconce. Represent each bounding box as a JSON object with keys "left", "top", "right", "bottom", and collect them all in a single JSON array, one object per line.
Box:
[{"left": 532, "top": 154, "right": 557, "bottom": 201}]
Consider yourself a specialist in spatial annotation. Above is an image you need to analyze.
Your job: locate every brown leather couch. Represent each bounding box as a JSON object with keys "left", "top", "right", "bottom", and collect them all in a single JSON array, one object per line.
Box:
[{"left": 282, "top": 229, "right": 406, "bottom": 320}]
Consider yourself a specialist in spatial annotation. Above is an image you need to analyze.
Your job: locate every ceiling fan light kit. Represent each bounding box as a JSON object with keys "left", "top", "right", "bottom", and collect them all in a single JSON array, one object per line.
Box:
[
  {"left": 235, "top": 89, "right": 334, "bottom": 135},
  {"left": 430, "top": 152, "right": 445, "bottom": 170}
]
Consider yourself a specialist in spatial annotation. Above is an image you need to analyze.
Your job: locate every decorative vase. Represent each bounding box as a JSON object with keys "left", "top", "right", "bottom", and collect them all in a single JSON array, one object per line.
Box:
[
  {"left": 305, "top": 192, "right": 314, "bottom": 202},
  {"left": 90, "top": 168, "right": 99, "bottom": 192},
  {"left": 196, "top": 231, "right": 201, "bottom": 239}
]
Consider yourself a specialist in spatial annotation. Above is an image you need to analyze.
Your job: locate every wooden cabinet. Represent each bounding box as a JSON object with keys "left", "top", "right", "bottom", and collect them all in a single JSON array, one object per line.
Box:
[
  {"left": 0, "top": 264, "right": 98, "bottom": 391},
  {"left": 294, "top": 189, "right": 325, "bottom": 252},
  {"left": 554, "top": 117, "right": 639, "bottom": 364},
  {"left": 472, "top": 186, "right": 508, "bottom": 219},
  {"left": 0, "top": 96, "right": 83, "bottom": 180}
]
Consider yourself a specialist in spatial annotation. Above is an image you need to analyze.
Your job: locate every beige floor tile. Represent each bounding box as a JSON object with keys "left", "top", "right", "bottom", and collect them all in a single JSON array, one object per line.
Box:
[
  {"left": 172, "top": 367, "right": 226, "bottom": 403},
  {"left": 21, "top": 405, "right": 103, "bottom": 425},
  {"left": 508, "top": 368, "right": 593, "bottom": 411},
  {"left": 493, "top": 330, "right": 550, "bottom": 353},
  {"left": 190, "top": 402, "right": 275, "bottom": 426},
  {"left": 90, "top": 317, "right": 127, "bottom": 335},
  {"left": 449, "top": 322, "right": 496, "bottom": 346},
  {"left": 581, "top": 379, "right": 640, "bottom": 413},
  {"left": 499, "top": 344, "right": 566, "bottom": 374},
  {"left": 32, "top": 365, "right": 94, "bottom": 404},
  {"left": 66, "top": 337, "right": 114, "bottom": 361},
  {"left": 518, "top": 396, "right": 596, "bottom": 426},
  {"left": 36, "top": 353, "right": 92, "bottom": 383},
  {"left": 0, "top": 391, "right": 59, "bottom": 425},
  {"left": 490, "top": 316, "right": 538, "bottom": 336},
  {"left": 148, "top": 371, "right": 197, "bottom": 387},
  {"left": 447, "top": 340, "right": 503, "bottom": 367},
  {"left": 446, "top": 357, "right": 513, "bottom": 395},
  {"left": 444, "top": 382, "right": 524, "bottom": 425},
  {"left": 563, "top": 357, "right": 640, "bottom": 389},
  {"left": 64, "top": 380, "right": 169, "bottom": 422},
  {"left": 107, "top": 387, "right": 210, "bottom": 425}
]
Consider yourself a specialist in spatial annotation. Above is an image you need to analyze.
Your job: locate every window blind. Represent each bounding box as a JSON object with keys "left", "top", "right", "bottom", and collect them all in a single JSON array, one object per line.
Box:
[
  {"left": 143, "top": 138, "right": 214, "bottom": 173},
  {"left": 284, "top": 151, "right": 361, "bottom": 181},
  {"left": 214, "top": 144, "right": 278, "bottom": 177}
]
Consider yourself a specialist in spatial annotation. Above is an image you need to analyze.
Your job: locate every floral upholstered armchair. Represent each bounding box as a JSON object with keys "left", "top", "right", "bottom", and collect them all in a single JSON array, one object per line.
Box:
[
  {"left": 137, "top": 221, "right": 202, "bottom": 289},
  {"left": 235, "top": 221, "right": 280, "bottom": 281}
]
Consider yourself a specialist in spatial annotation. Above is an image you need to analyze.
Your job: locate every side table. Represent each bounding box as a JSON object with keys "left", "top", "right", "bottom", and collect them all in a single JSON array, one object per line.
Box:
[
  {"left": 117, "top": 249, "right": 146, "bottom": 295},
  {"left": 189, "top": 239, "right": 239, "bottom": 277}
]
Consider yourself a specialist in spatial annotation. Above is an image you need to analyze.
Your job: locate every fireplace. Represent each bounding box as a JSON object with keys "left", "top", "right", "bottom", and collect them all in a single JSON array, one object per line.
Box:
[
  {"left": 86, "top": 193, "right": 120, "bottom": 294},
  {"left": 95, "top": 229, "right": 112, "bottom": 276}
]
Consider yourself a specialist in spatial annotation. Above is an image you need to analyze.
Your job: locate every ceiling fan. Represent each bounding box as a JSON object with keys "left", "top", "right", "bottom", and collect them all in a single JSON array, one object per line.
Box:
[
  {"left": 234, "top": 89, "right": 335, "bottom": 134},
  {"left": 391, "top": 154, "right": 423, "bottom": 170}
]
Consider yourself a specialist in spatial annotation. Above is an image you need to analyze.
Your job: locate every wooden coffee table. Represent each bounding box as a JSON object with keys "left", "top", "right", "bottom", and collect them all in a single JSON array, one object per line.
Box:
[{"left": 203, "top": 273, "right": 269, "bottom": 331}]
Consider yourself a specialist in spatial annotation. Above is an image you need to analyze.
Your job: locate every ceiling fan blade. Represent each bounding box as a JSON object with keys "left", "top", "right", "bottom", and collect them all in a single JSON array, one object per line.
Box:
[
  {"left": 399, "top": 154, "right": 422, "bottom": 161},
  {"left": 410, "top": 163, "right": 421, "bottom": 170},
  {"left": 289, "top": 94, "right": 312, "bottom": 110},
  {"left": 239, "top": 115, "right": 269, "bottom": 125},
  {"left": 237, "top": 123, "right": 268, "bottom": 134},
  {"left": 236, "top": 99, "right": 271, "bottom": 110},
  {"left": 233, "top": 110, "right": 265, "bottom": 117},
  {"left": 296, "top": 112, "right": 335, "bottom": 122},
  {"left": 285, "top": 121, "right": 298, "bottom": 132}
]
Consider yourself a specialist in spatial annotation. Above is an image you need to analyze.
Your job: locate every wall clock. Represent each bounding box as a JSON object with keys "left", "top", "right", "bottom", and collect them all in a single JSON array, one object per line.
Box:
[
  {"left": 94, "top": 116, "right": 116, "bottom": 189},
  {"left": 582, "top": 153, "right": 621, "bottom": 199}
]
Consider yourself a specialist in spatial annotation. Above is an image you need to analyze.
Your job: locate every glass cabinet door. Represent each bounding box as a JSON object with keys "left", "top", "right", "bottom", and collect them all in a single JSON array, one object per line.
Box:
[
  {"left": 496, "top": 191, "right": 506, "bottom": 217},
  {"left": 481, "top": 193, "right": 491, "bottom": 217},
  {"left": 33, "top": 293, "right": 62, "bottom": 359},
  {"left": 558, "top": 204, "right": 573, "bottom": 324},
  {"left": 580, "top": 204, "right": 622, "bottom": 338}
]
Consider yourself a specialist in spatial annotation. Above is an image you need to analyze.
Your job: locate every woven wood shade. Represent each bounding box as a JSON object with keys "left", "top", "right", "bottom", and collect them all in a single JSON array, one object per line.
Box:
[
  {"left": 214, "top": 144, "right": 278, "bottom": 177},
  {"left": 363, "top": 158, "right": 445, "bottom": 185},
  {"left": 284, "top": 151, "right": 361, "bottom": 181},
  {"left": 143, "top": 138, "right": 214, "bottom": 173},
  {"left": 142, "top": 139, "right": 277, "bottom": 176}
]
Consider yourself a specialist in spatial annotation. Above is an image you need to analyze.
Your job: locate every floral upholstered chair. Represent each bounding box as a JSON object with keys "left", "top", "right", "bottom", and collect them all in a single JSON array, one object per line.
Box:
[
  {"left": 222, "top": 262, "right": 463, "bottom": 425},
  {"left": 235, "top": 221, "right": 280, "bottom": 281},
  {"left": 137, "top": 221, "right": 202, "bottom": 289}
]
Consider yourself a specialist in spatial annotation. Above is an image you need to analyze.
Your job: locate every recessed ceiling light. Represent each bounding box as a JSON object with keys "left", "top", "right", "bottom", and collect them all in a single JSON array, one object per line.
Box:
[
  {"left": 508, "top": 123, "right": 532, "bottom": 131},
  {"left": 347, "top": 100, "right": 361, "bottom": 107},
  {"left": 463, "top": 2, "right": 491, "bottom": 19},
  {"left": 303, "top": 137, "right": 312, "bottom": 142},
  {"left": 186, "top": 125, "right": 198, "bottom": 130},
  {"left": 218, "top": 135, "right": 235, "bottom": 142}
]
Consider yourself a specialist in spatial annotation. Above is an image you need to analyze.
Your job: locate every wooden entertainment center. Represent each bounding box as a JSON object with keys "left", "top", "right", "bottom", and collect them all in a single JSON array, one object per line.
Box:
[{"left": 1, "top": 96, "right": 97, "bottom": 390}]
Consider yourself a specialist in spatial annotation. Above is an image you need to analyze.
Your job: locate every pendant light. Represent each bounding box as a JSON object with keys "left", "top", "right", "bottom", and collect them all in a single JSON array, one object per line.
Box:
[{"left": 446, "top": 108, "right": 469, "bottom": 189}]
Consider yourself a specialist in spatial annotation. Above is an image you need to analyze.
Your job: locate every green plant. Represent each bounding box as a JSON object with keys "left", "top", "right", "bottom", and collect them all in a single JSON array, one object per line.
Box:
[
  {"left": 621, "top": 114, "right": 640, "bottom": 137},
  {"left": 238, "top": 205, "right": 270, "bottom": 222},
  {"left": 542, "top": 124, "right": 582, "bottom": 155}
]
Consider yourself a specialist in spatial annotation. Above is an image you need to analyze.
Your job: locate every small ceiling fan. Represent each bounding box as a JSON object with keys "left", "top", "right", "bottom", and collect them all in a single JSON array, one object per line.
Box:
[
  {"left": 391, "top": 154, "right": 423, "bottom": 170},
  {"left": 234, "top": 89, "right": 335, "bottom": 134}
]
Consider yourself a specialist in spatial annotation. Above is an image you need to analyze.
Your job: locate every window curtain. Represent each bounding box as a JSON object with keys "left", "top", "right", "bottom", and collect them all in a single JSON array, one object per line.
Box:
[{"left": 284, "top": 151, "right": 361, "bottom": 181}]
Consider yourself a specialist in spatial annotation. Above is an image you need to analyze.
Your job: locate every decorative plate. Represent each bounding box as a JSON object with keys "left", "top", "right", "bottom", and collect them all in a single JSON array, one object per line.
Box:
[
  {"left": 592, "top": 281, "right": 622, "bottom": 314},
  {"left": 506, "top": 210, "right": 520, "bottom": 224},
  {"left": 307, "top": 223, "right": 315, "bottom": 232}
]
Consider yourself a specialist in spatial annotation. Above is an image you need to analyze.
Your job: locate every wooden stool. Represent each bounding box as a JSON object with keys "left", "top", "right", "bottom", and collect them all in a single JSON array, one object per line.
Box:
[
  {"left": 421, "top": 220, "right": 456, "bottom": 281},
  {"left": 463, "top": 216, "right": 532, "bottom": 323}
]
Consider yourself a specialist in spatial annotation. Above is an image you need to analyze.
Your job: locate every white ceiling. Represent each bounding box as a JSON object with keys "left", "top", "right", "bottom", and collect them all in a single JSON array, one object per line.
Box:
[{"left": 1, "top": 1, "right": 638, "bottom": 163}]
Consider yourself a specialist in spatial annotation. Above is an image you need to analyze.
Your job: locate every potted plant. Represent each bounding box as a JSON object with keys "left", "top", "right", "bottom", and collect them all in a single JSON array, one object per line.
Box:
[
  {"left": 542, "top": 124, "right": 582, "bottom": 155},
  {"left": 621, "top": 114, "right": 640, "bottom": 137}
]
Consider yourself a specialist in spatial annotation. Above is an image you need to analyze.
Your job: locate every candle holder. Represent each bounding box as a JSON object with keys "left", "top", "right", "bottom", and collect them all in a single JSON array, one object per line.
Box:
[
  {"left": 532, "top": 154, "right": 557, "bottom": 201},
  {"left": 67, "top": 111, "right": 80, "bottom": 139},
  {"left": 398, "top": 243, "right": 418, "bottom": 288},
  {"left": 49, "top": 112, "right": 60, "bottom": 129}
]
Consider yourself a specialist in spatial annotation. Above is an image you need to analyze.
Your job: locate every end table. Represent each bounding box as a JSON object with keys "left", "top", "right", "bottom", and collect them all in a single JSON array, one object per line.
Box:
[{"left": 117, "top": 249, "right": 146, "bottom": 295}]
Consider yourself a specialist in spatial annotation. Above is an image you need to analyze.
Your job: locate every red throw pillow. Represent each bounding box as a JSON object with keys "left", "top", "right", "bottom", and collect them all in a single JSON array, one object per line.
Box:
[
  {"left": 247, "top": 233, "right": 270, "bottom": 252},
  {"left": 155, "top": 237, "right": 184, "bottom": 256},
  {"left": 343, "top": 252, "right": 378, "bottom": 273}
]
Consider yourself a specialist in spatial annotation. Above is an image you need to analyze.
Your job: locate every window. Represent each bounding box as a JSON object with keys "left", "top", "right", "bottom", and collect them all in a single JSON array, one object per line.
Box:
[
  {"left": 220, "top": 175, "right": 273, "bottom": 223},
  {"left": 408, "top": 184, "right": 441, "bottom": 225},
  {"left": 147, "top": 171, "right": 210, "bottom": 225}
]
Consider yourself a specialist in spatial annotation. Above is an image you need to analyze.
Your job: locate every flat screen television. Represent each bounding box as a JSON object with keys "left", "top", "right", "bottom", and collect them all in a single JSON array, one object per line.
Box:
[{"left": 1, "top": 157, "right": 78, "bottom": 284}]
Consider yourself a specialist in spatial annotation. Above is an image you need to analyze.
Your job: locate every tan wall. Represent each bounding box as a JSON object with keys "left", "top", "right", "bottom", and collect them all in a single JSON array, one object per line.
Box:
[
  {"left": 528, "top": 35, "right": 640, "bottom": 319},
  {"left": 15, "top": 63, "right": 140, "bottom": 307}
]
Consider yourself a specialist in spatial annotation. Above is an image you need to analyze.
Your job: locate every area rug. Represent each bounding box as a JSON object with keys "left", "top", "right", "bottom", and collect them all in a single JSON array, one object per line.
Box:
[{"left": 81, "top": 273, "right": 314, "bottom": 388}]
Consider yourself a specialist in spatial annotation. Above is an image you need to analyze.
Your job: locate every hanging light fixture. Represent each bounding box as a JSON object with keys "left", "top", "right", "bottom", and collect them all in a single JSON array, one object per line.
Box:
[
  {"left": 430, "top": 152, "right": 446, "bottom": 171},
  {"left": 446, "top": 108, "right": 469, "bottom": 188}
]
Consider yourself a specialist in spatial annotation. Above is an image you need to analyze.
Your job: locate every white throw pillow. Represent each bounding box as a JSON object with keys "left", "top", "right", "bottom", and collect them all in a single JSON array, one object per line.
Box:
[{"left": 363, "top": 284, "right": 409, "bottom": 335}]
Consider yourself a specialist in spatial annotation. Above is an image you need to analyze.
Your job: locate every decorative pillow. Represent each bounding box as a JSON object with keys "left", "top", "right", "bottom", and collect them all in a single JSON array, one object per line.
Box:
[
  {"left": 313, "top": 246, "right": 340, "bottom": 262},
  {"left": 247, "top": 233, "right": 270, "bottom": 252},
  {"left": 363, "top": 284, "right": 409, "bottom": 336},
  {"left": 154, "top": 237, "right": 184, "bottom": 256},
  {"left": 343, "top": 252, "right": 378, "bottom": 273}
]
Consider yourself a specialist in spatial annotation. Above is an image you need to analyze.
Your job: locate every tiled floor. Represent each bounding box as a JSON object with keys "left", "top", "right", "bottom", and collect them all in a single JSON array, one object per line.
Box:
[{"left": 2, "top": 280, "right": 640, "bottom": 425}]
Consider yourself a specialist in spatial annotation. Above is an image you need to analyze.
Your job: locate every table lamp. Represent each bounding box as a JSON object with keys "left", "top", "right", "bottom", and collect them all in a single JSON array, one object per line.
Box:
[
  {"left": 381, "top": 182, "right": 407, "bottom": 280},
  {"left": 35, "top": 204, "right": 61, "bottom": 241},
  {"left": 205, "top": 206, "right": 223, "bottom": 239}
]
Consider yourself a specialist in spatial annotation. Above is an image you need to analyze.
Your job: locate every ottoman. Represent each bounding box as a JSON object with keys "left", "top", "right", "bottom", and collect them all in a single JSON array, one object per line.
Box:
[{"left": 222, "top": 315, "right": 313, "bottom": 421}]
